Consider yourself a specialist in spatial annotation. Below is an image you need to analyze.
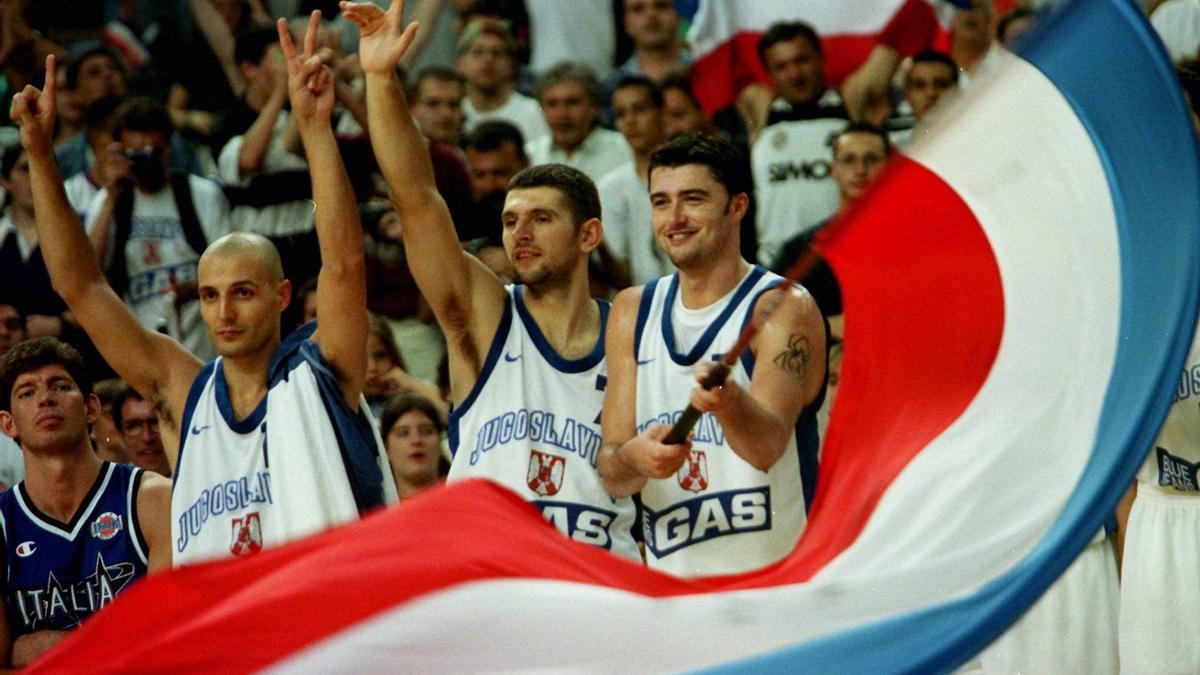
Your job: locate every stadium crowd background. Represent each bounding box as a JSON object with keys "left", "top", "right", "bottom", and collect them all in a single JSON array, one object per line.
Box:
[{"left": 0, "top": 0, "right": 1194, "bottom": 514}]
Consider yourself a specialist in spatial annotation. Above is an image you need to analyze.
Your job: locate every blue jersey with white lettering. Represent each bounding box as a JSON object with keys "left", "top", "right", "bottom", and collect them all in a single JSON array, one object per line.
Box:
[
  {"left": 0, "top": 462, "right": 148, "bottom": 637},
  {"left": 173, "top": 322, "right": 395, "bottom": 566},
  {"left": 447, "top": 286, "right": 640, "bottom": 560},
  {"left": 634, "top": 267, "right": 824, "bottom": 576}
]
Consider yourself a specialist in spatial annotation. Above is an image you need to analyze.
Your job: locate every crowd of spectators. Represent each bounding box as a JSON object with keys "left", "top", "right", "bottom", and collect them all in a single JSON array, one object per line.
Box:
[
  {"left": 1, "top": 0, "right": 1191, "bottom": 484},
  {"left": 0, "top": 0, "right": 1197, "bottom": 667}
]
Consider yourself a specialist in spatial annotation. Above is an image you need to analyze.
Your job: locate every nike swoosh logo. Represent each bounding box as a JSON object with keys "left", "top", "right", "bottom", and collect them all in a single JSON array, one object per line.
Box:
[
  {"left": 504, "top": 353, "right": 521, "bottom": 362},
  {"left": 191, "top": 424, "right": 211, "bottom": 436},
  {"left": 636, "top": 358, "right": 656, "bottom": 366}
]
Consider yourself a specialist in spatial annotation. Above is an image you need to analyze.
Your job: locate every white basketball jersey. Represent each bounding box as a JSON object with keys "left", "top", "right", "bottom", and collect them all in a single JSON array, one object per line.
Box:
[
  {"left": 634, "top": 267, "right": 823, "bottom": 577},
  {"left": 752, "top": 92, "right": 847, "bottom": 268},
  {"left": 1138, "top": 329, "right": 1200, "bottom": 493},
  {"left": 448, "top": 286, "right": 640, "bottom": 560},
  {"left": 173, "top": 325, "right": 396, "bottom": 565}
]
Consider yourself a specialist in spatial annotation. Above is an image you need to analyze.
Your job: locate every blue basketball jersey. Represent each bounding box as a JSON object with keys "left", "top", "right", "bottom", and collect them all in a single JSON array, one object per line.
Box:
[{"left": 0, "top": 462, "right": 148, "bottom": 637}]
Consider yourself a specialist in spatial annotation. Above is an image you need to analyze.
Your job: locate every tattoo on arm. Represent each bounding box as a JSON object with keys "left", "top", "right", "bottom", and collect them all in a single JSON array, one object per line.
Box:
[{"left": 772, "top": 333, "right": 812, "bottom": 381}]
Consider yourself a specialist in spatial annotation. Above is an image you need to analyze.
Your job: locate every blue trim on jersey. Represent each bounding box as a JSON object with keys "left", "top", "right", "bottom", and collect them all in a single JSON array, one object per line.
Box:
[
  {"left": 736, "top": 281, "right": 786, "bottom": 376},
  {"left": 448, "top": 299, "right": 514, "bottom": 458},
  {"left": 175, "top": 360, "right": 217, "bottom": 490},
  {"left": 513, "top": 285, "right": 609, "bottom": 373},
  {"left": 634, "top": 278, "right": 659, "bottom": 359},
  {"left": 273, "top": 328, "right": 387, "bottom": 514},
  {"left": 214, "top": 359, "right": 268, "bottom": 434},
  {"left": 738, "top": 276, "right": 826, "bottom": 512},
  {"left": 661, "top": 267, "right": 766, "bottom": 366}
]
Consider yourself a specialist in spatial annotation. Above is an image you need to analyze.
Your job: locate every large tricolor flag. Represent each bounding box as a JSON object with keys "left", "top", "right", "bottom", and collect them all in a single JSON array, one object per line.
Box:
[
  {"left": 684, "top": 0, "right": 970, "bottom": 115},
  {"left": 31, "top": 0, "right": 1200, "bottom": 671}
]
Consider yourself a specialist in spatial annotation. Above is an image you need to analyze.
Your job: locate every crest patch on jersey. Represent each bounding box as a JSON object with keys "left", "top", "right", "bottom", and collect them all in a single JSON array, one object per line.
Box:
[
  {"left": 527, "top": 450, "right": 565, "bottom": 497},
  {"left": 230, "top": 512, "right": 263, "bottom": 556},
  {"left": 90, "top": 512, "right": 124, "bottom": 541},
  {"left": 678, "top": 450, "right": 709, "bottom": 493}
]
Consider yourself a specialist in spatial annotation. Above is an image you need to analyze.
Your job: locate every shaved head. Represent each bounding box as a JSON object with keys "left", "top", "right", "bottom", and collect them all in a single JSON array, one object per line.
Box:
[
  {"left": 200, "top": 232, "right": 285, "bottom": 284},
  {"left": 197, "top": 232, "right": 292, "bottom": 360}
]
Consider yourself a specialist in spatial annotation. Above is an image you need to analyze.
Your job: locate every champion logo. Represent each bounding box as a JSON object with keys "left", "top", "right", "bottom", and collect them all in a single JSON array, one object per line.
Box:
[
  {"left": 504, "top": 353, "right": 522, "bottom": 363},
  {"left": 15, "top": 541, "right": 35, "bottom": 557},
  {"left": 191, "top": 424, "right": 211, "bottom": 436}
]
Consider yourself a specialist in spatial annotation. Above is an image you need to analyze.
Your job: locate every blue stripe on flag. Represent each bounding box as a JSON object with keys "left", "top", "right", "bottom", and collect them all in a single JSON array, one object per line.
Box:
[{"left": 705, "top": 0, "right": 1200, "bottom": 671}]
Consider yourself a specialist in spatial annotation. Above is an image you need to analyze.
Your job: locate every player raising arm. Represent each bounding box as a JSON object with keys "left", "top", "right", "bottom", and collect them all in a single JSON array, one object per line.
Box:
[
  {"left": 341, "top": 0, "right": 640, "bottom": 557},
  {"left": 12, "top": 12, "right": 391, "bottom": 567}
]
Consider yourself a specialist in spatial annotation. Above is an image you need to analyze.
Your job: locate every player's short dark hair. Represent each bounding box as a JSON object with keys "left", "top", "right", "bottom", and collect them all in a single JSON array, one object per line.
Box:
[
  {"left": 507, "top": 163, "right": 601, "bottom": 226},
  {"left": 109, "top": 382, "right": 145, "bottom": 432},
  {"left": 612, "top": 74, "right": 663, "bottom": 108},
  {"left": 0, "top": 338, "right": 92, "bottom": 412},
  {"left": 648, "top": 134, "right": 751, "bottom": 198},
  {"left": 535, "top": 61, "right": 605, "bottom": 107},
  {"left": 908, "top": 49, "right": 960, "bottom": 84},
  {"left": 835, "top": 121, "right": 892, "bottom": 157},
  {"left": 380, "top": 392, "right": 446, "bottom": 437},
  {"left": 407, "top": 65, "right": 466, "bottom": 101},
  {"left": 758, "top": 21, "right": 822, "bottom": 67},
  {"left": 463, "top": 120, "right": 527, "bottom": 160},
  {"left": 234, "top": 26, "right": 279, "bottom": 67},
  {"left": 114, "top": 96, "right": 174, "bottom": 138},
  {"left": 65, "top": 47, "right": 124, "bottom": 90},
  {"left": 659, "top": 71, "right": 700, "bottom": 107}
]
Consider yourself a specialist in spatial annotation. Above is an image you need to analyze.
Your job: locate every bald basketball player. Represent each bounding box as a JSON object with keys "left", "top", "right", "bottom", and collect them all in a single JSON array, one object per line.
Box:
[{"left": 11, "top": 13, "right": 394, "bottom": 566}]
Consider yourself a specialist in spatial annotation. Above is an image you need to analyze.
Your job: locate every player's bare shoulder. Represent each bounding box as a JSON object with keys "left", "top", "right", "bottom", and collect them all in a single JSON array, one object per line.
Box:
[{"left": 752, "top": 283, "right": 826, "bottom": 390}]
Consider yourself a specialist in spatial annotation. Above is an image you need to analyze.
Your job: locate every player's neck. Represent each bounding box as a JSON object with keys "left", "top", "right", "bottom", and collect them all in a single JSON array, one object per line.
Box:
[
  {"left": 23, "top": 445, "right": 104, "bottom": 524},
  {"left": 522, "top": 278, "right": 602, "bottom": 357},
  {"left": 678, "top": 256, "right": 751, "bottom": 310},
  {"left": 221, "top": 341, "right": 278, "bottom": 422}
]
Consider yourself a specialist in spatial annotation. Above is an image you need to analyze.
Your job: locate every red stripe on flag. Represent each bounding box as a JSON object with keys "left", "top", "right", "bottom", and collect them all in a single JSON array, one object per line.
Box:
[{"left": 786, "top": 155, "right": 1005, "bottom": 578}]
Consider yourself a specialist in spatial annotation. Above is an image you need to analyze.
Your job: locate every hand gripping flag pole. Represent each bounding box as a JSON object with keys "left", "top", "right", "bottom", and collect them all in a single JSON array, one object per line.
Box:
[{"left": 661, "top": 232, "right": 834, "bottom": 445}]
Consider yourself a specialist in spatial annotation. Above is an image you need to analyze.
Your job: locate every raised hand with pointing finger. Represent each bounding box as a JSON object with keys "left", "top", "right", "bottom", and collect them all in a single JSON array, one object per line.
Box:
[{"left": 10, "top": 54, "right": 57, "bottom": 157}]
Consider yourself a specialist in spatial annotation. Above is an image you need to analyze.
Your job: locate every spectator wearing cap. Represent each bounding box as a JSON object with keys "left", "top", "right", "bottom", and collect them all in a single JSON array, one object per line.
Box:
[
  {"left": 526, "top": 62, "right": 631, "bottom": 184},
  {"left": 457, "top": 17, "right": 548, "bottom": 145}
]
